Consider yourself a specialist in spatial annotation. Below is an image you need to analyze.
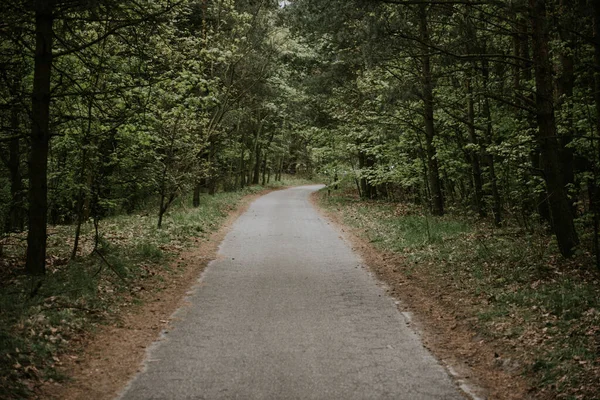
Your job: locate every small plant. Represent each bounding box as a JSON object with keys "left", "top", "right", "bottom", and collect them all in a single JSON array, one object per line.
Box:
[
  {"left": 0, "top": 186, "right": 273, "bottom": 398},
  {"left": 318, "top": 188, "right": 600, "bottom": 399}
]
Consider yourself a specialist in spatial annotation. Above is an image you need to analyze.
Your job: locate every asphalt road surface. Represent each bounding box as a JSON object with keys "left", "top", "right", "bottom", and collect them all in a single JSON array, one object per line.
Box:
[{"left": 119, "top": 185, "right": 464, "bottom": 400}]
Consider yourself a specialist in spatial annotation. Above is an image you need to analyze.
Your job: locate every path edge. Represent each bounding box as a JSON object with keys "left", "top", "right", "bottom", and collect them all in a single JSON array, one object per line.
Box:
[
  {"left": 309, "top": 190, "right": 532, "bottom": 400},
  {"left": 40, "top": 188, "right": 283, "bottom": 400}
]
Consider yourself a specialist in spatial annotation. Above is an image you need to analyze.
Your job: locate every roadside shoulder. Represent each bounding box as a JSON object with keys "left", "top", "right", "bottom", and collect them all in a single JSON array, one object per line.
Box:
[
  {"left": 309, "top": 191, "right": 531, "bottom": 400},
  {"left": 40, "top": 189, "right": 277, "bottom": 400}
]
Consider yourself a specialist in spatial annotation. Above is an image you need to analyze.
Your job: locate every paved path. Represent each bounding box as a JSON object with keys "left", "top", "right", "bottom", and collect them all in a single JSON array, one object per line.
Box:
[{"left": 119, "top": 186, "right": 464, "bottom": 400}]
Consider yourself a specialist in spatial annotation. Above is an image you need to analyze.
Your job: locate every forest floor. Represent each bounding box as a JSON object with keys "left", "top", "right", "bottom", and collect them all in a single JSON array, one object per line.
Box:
[
  {"left": 314, "top": 188, "right": 600, "bottom": 400},
  {"left": 3, "top": 181, "right": 598, "bottom": 400},
  {"left": 0, "top": 178, "right": 311, "bottom": 400}
]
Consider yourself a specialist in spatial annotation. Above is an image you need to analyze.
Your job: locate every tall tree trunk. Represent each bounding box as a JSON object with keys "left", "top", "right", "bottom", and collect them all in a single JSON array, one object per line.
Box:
[
  {"left": 591, "top": 0, "right": 600, "bottom": 268},
  {"left": 419, "top": 3, "right": 443, "bottom": 215},
  {"left": 252, "top": 145, "right": 261, "bottom": 185},
  {"left": 481, "top": 57, "right": 502, "bottom": 226},
  {"left": 517, "top": 15, "right": 551, "bottom": 223},
  {"left": 463, "top": 10, "right": 484, "bottom": 217},
  {"left": 365, "top": 155, "right": 376, "bottom": 199},
  {"left": 193, "top": 184, "right": 201, "bottom": 207},
  {"left": 158, "top": 161, "right": 169, "bottom": 229},
  {"left": 71, "top": 149, "right": 87, "bottom": 260},
  {"left": 26, "top": 3, "right": 54, "bottom": 275},
  {"left": 261, "top": 156, "right": 267, "bottom": 186},
  {"left": 239, "top": 126, "right": 246, "bottom": 188},
  {"left": 158, "top": 195, "right": 166, "bottom": 229},
  {"left": 82, "top": 170, "right": 93, "bottom": 220},
  {"left": 594, "top": 0, "right": 600, "bottom": 166},
  {"left": 358, "top": 149, "right": 376, "bottom": 199},
  {"left": 466, "top": 74, "right": 485, "bottom": 217},
  {"left": 556, "top": 0, "right": 576, "bottom": 210},
  {"left": 358, "top": 150, "right": 367, "bottom": 198},
  {"left": 530, "top": 0, "right": 579, "bottom": 257},
  {"left": 277, "top": 157, "right": 283, "bottom": 181},
  {"left": 6, "top": 106, "right": 23, "bottom": 232},
  {"left": 72, "top": 85, "right": 97, "bottom": 259},
  {"left": 251, "top": 120, "right": 263, "bottom": 185}
]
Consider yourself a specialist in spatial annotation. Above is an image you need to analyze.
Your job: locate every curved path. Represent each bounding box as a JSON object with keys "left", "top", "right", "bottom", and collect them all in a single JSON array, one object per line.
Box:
[{"left": 119, "top": 185, "right": 464, "bottom": 400}]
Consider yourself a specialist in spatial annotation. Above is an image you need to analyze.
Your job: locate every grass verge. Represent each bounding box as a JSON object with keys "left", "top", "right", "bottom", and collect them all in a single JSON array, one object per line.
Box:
[
  {"left": 317, "top": 189, "right": 600, "bottom": 400},
  {"left": 0, "top": 178, "right": 313, "bottom": 399}
]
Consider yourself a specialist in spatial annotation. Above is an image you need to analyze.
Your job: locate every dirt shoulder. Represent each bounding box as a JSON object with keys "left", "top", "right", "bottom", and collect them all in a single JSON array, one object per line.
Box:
[
  {"left": 310, "top": 192, "right": 532, "bottom": 400},
  {"left": 39, "top": 190, "right": 273, "bottom": 400}
]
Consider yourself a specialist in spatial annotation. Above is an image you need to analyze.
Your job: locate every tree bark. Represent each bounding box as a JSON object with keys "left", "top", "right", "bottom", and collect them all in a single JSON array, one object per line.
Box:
[
  {"left": 252, "top": 145, "right": 261, "bottom": 185},
  {"left": 419, "top": 3, "right": 443, "bottom": 215},
  {"left": 71, "top": 149, "right": 87, "bottom": 260},
  {"left": 239, "top": 126, "right": 246, "bottom": 188},
  {"left": 463, "top": 10, "right": 484, "bottom": 217},
  {"left": 277, "top": 157, "right": 283, "bottom": 181},
  {"left": 6, "top": 106, "right": 23, "bottom": 232},
  {"left": 481, "top": 58, "right": 502, "bottom": 226},
  {"left": 516, "top": 14, "right": 551, "bottom": 224},
  {"left": 193, "top": 182, "right": 201, "bottom": 207},
  {"left": 261, "top": 156, "right": 267, "bottom": 186},
  {"left": 251, "top": 120, "right": 263, "bottom": 185},
  {"left": 26, "top": 2, "right": 54, "bottom": 275},
  {"left": 466, "top": 74, "right": 485, "bottom": 217},
  {"left": 358, "top": 149, "right": 376, "bottom": 199},
  {"left": 556, "top": 0, "right": 576, "bottom": 211},
  {"left": 591, "top": 0, "right": 600, "bottom": 267},
  {"left": 530, "top": 0, "right": 579, "bottom": 257}
]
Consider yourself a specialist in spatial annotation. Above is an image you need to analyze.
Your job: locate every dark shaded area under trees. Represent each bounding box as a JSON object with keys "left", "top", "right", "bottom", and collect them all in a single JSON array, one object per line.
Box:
[
  {"left": 1, "top": 0, "right": 600, "bottom": 397},
  {"left": 283, "top": 0, "right": 600, "bottom": 262},
  {"left": 0, "top": 0, "right": 308, "bottom": 276}
]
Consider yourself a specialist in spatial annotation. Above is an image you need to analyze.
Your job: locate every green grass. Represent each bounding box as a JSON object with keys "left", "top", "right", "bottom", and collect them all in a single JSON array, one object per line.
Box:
[
  {"left": 318, "top": 187, "right": 600, "bottom": 399},
  {"left": 0, "top": 176, "right": 318, "bottom": 398}
]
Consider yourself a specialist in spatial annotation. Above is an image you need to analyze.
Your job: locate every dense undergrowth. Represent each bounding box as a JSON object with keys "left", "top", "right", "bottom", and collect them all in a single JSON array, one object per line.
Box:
[
  {"left": 318, "top": 188, "right": 600, "bottom": 400},
  {"left": 0, "top": 177, "right": 314, "bottom": 399}
]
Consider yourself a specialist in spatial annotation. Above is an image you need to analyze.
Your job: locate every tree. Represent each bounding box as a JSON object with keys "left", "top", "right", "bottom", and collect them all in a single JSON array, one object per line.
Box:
[{"left": 529, "top": 0, "right": 579, "bottom": 257}]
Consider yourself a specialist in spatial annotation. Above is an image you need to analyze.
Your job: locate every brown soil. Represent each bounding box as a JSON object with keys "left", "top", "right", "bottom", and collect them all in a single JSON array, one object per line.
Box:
[
  {"left": 37, "top": 187, "right": 531, "bottom": 400},
  {"left": 310, "top": 192, "right": 533, "bottom": 400},
  {"left": 38, "top": 190, "right": 272, "bottom": 400}
]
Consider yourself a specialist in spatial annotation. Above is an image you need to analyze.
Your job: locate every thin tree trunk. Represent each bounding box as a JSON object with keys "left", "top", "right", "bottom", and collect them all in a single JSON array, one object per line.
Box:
[
  {"left": 26, "top": 3, "right": 54, "bottom": 276},
  {"left": 358, "top": 150, "right": 368, "bottom": 198},
  {"left": 481, "top": 61, "right": 502, "bottom": 226},
  {"left": 277, "top": 157, "right": 283, "bottom": 181},
  {"left": 591, "top": 0, "right": 600, "bottom": 268},
  {"left": 253, "top": 145, "right": 261, "bottom": 185},
  {"left": 530, "top": 0, "right": 579, "bottom": 257},
  {"left": 73, "top": 82, "right": 98, "bottom": 259},
  {"left": 82, "top": 170, "right": 93, "bottom": 220},
  {"left": 556, "top": 0, "right": 576, "bottom": 211},
  {"left": 466, "top": 73, "right": 485, "bottom": 217},
  {"left": 419, "top": 3, "right": 443, "bottom": 215},
  {"left": 517, "top": 14, "right": 551, "bottom": 224},
  {"left": 261, "top": 156, "right": 267, "bottom": 186},
  {"left": 365, "top": 155, "right": 376, "bottom": 199},
  {"left": 158, "top": 161, "right": 168, "bottom": 229},
  {"left": 463, "top": 10, "right": 485, "bottom": 217},
  {"left": 158, "top": 194, "right": 166, "bottom": 229},
  {"left": 193, "top": 184, "right": 201, "bottom": 207},
  {"left": 71, "top": 149, "right": 87, "bottom": 260},
  {"left": 6, "top": 106, "right": 23, "bottom": 232},
  {"left": 239, "top": 127, "right": 246, "bottom": 188},
  {"left": 251, "top": 120, "right": 263, "bottom": 185},
  {"left": 157, "top": 122, "right": 178, "bottom": 228}
]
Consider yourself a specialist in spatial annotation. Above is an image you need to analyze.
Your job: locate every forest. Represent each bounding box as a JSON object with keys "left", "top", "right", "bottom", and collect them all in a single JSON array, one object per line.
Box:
[{"left": 1, "top": 0, "right": 600, "bottom": 398}]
